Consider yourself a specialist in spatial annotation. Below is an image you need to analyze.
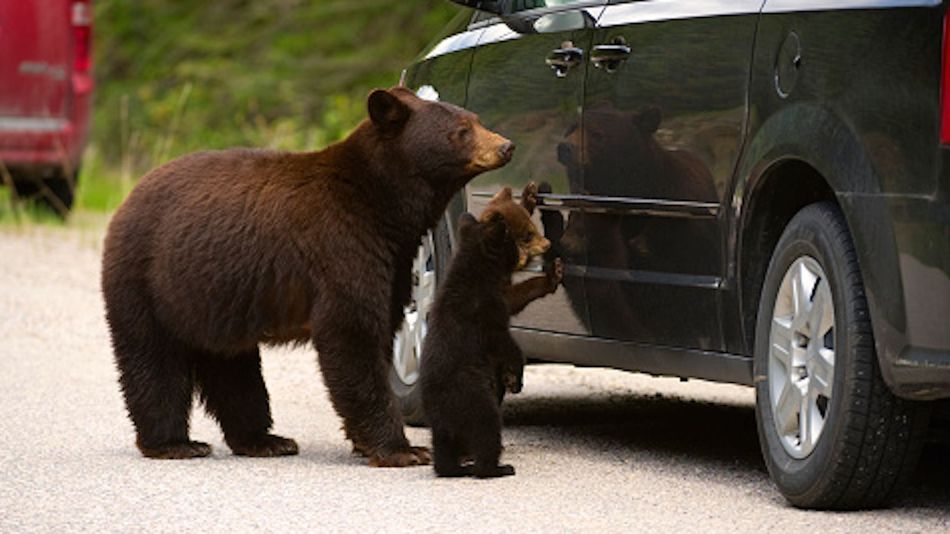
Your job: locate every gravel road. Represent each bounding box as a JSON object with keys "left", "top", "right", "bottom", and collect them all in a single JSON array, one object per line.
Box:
[{"left": 1, "top": 223, "right": 948, "bottom": 532}]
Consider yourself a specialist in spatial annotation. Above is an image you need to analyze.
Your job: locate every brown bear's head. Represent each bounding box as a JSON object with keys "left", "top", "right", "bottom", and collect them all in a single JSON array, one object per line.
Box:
[
  {"left": 366, "top": 87, "right": 515, "bottom": 185},
  {"left": 557, "top": 104, "right": 661, "bottom": 178},
  {"left": 457, "top": 211, "right": 519, "bottom": 274},
  {"left": 479, "top": 182, "right": 549, "bottom": 269}
]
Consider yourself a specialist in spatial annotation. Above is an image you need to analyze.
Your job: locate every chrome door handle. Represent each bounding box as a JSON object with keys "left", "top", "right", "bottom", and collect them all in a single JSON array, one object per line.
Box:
[
  {"left": 591, "top": 39, "right": 631, "bottom": 72},
  {"left": 546, "top": 41, "right": 584, "bottom": 78}
]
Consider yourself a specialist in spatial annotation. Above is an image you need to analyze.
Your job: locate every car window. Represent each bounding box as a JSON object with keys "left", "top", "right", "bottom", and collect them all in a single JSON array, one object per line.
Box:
[
  {"left": 510, "top": 0, "right": 596, "bottom": 12},
  {"left": 471, "top": 10, "right": 497, "bottom": 24}
]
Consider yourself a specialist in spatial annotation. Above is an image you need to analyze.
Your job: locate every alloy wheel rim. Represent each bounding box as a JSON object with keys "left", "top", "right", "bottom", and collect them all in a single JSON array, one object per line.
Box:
[
  {"left": 768, "top": 256, "right": 836, "bottom": 459},
  {"left": 392, "top": 232, "right": 435, "bottom": 386}
]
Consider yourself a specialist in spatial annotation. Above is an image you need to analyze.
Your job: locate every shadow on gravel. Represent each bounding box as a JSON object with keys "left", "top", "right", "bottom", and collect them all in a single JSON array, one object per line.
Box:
[
  {"left": 503, "top": 392, "right": 764, "bottom": 473},
  {"left": 503, "top": 392, "right": 950, "bottom": 510}
]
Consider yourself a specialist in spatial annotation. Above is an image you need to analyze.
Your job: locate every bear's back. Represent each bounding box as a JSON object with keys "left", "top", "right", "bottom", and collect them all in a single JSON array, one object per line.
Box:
[{"left": 103, "top": 148, "right": 334, "bottom": 351}]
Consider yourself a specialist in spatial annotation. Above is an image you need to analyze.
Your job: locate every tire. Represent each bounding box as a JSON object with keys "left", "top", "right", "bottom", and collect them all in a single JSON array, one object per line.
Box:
[
  {"left": 45, "top": 169, "right": 76, "bottom": 214},
  {"left": 389, "top": 217, "right": 452, "bottom": 426},
  {"left": 754, "top": 201, "right": 930, "bottom": 510},
  {"left": 12, "top": 166, "right": 76, "bottom": 216}
]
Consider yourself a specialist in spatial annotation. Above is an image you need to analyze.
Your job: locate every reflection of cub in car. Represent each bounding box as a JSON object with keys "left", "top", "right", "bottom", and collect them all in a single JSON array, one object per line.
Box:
[{"left": 549, "top": 105, "right": 718, "bottom": 339}]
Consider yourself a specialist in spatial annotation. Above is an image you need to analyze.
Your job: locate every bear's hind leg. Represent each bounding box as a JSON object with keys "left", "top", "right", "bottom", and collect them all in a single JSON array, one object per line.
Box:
[
  {"left": 194, "top": 349, "right": 298, "bottom": 457},
  {"left": 112, "top": 327, "right": 209, "bottom": 459},
  {"left": 432, "top": 429, "right": 472, "bottom": 477},
  {"left": 469, "top": 402, "right": 514, "bottom": 478}
]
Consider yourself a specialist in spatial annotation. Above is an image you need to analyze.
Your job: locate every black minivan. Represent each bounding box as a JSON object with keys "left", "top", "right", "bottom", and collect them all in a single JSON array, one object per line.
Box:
[{"left": 391, "top": 0, "right": 950, "bottom": 509}]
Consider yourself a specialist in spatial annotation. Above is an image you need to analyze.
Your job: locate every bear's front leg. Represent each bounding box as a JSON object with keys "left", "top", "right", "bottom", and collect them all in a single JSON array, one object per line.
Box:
[
  {"left": 504, "top": 258, "right": 563, "bottom": 316},
  {"left": 194, "top": 349, "right": 298, "bottom": 457},
  {"left": 492, "top": 330, "right": 525, "bottom": 395},
  {"left": 312, "top": 307, "right": 430, "bottom": 467}
]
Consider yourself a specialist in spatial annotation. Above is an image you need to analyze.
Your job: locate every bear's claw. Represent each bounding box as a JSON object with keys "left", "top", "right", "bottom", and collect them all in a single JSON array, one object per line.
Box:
[
  {"left": 229, "top": 434, "right": 299, "bottom": 457},
  {"left": 368, "top": 446, "right": 431, "bottom": 467},
  {"left": 474, "top": 463, "right": 516, "bottom": 478},
  {"left": 138, "top": 440, "right": 212, "bottom": 460}
]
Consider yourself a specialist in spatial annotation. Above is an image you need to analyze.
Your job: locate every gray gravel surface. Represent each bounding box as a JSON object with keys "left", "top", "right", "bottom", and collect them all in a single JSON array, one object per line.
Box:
[{"left": 2, "top": 224, "right": 948, "bottom": 533}]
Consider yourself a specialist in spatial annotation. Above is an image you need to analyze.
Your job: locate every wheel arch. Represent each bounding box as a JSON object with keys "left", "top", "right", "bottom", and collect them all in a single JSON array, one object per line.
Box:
[
  {"left": 733, "top": 102, "right": 905, "bottom": 395},
  {"left": 737, "top": 157, "right": 837, "bottom": 357}
]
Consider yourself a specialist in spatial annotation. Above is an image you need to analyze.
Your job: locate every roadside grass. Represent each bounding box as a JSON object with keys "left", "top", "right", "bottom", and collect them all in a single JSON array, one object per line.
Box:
[
  {"left": 1, "top": 2, "right": 460, "bottom": 229},
  {"left": 0, "top": 149, "right": 129, "bottom": 228},
  {"left": 0, "top": 113, "right": 346, "bottom": 228}
]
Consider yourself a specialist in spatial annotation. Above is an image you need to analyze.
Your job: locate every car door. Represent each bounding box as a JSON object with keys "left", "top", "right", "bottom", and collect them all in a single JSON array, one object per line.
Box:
[
  {"left": 578, "top": 0, "right": 762, "bottom": 350},
  {"left": 465, "top": 0, "right": 607, "bottom": 336}
]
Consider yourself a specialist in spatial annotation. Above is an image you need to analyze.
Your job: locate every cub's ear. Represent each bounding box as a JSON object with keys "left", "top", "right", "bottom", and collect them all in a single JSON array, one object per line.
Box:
[
  {"left": 634, "top": 106, "right": 662, "bottom": 135},
  {"left": 457, "top": 212, "right": 478, "bottom": 240},
  {"left": 489, "top": 186, "right": 513, "bottom": 205},
  {"left": 368, "top": 89, "right": 411, "bottom": 132}
]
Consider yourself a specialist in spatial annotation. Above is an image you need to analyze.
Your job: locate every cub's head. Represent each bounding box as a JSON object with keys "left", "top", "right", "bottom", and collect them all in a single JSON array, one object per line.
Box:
[
  {"left": 457, "top": 212, "right": 518, "bottom": 273},
  {"left": 479, "top": 182, "right": 550, "bottom": 269},
  {"left": 366, "top": 87, "right": 515, "bottom": 186}
]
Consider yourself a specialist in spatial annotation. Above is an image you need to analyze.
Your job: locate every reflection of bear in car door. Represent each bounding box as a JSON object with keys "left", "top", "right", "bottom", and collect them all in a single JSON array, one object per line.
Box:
[
  {"left": 465, "top": 0, "right": 607, "bottom": 336},
  {"left": 578, "top": 2, "right": 759, "bottom": 351}
]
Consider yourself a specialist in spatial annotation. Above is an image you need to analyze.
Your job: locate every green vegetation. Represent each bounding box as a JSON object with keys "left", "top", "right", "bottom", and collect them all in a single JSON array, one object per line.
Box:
[{"left": 76, "top": 0, "right": 460, "bottom": 214}]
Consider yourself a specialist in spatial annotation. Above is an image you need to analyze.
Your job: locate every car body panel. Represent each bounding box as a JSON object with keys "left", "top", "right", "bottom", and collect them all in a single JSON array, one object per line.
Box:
[
  {"left": 578, "top": 1, "right": 760, "bottom": 351},
  {"left": 737, "top": 4, "right": 950, "bottom": 398},
  {"left": 0, "top": 0, "right": 92, "bottom": 170}
]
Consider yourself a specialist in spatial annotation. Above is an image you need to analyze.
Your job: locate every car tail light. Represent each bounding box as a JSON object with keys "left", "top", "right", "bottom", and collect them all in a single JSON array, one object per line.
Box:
[
  {"left": 942, "top": 11, "right": 950, "bottom": 144},
  {"left": 71, "top": 1, "right": 92, "bottom": 73}
]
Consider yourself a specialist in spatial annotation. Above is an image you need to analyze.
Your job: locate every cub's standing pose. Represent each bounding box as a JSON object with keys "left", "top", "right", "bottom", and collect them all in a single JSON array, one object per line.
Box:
[
  {"left": 479, "top": 182, "right": 562, "bottom": 397},
  {"left": 421, "top": 184, "right": 562, "bottom": 478}
]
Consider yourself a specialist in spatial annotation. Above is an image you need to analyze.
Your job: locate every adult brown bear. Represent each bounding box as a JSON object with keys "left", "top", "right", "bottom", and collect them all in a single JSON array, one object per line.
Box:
[{"left": 101, "top": 86, "right": 513, "bottom": 466}]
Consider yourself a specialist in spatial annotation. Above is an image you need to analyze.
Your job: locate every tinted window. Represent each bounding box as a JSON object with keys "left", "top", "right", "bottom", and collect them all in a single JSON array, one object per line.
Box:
[{"left": 510, "top": 0, "right": 594, "bottom": 13}]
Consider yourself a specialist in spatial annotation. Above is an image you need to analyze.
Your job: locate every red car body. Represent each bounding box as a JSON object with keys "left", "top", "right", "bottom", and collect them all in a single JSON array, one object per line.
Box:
[{"left": 0, "top": 0, "right": 93, "bottom": 209}]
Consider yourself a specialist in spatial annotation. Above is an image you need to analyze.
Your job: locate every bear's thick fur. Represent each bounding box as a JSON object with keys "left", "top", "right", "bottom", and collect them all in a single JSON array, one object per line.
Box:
[
  {"left": 101, "top": 86, "right": 513, "bottom": 466},
  {"left": 420, "top": 213, "right": 524, "bottom": 478}
]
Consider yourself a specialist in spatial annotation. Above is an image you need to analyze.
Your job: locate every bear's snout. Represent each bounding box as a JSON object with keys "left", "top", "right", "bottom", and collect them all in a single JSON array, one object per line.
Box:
[
  {"left": 557, "top": 141, "right": 573, "bottom": 165},
  {"left": 468, "top": 128, "right": 515, "bottom": 174},
  {"left": 498, "top": 141, "right": 515, "bottom": 162}
]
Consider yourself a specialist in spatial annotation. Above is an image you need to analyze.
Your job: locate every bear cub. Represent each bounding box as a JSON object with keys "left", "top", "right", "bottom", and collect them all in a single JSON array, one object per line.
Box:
[
  {"left": 479, "top": 182, "right": 562, "bottom": 398},
  {"left": 421, "top": 187, "right": 562, "bottom": 478}
]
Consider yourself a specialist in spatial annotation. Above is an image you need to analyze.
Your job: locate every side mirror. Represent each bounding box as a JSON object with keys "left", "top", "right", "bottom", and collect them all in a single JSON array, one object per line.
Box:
[{"left": 448, "top": 0, "right": 505, "bottom": 15}]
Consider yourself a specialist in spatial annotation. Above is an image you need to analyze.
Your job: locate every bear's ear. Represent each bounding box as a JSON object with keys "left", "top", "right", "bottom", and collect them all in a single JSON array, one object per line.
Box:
[
  {"left": 457, "top": 212, "right": 478, "bottom": 240},
  {"left": 368, "top": 89, "right": 411, "bottom": 132},
  {"left": 489, "top": 186, "right": 513, "bottom": 205},
  {"left": 633, "top": 106, "right": 662, "bottom": 135}
]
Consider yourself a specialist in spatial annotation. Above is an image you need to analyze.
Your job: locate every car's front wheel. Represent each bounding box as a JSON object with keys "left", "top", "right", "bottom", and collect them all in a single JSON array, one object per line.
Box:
[
  {"left": 754, "top": 201, "right": 930, "bottom": 509},
  {"left": 389, "top": 219, "right": 451, "bottom": 426}
]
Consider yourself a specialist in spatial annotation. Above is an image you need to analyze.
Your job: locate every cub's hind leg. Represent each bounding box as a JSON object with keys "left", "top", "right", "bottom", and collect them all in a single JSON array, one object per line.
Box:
[
  {"left": 469, "top": 396, "right": 514, "bottom": 478},
  {"left": 432, "top": 428, "right": 472, "bottom": 477}
]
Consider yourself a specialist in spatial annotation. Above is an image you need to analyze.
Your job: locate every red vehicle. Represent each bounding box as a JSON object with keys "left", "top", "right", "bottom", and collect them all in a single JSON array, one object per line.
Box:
[{"left": 0, "top": 0, "right": 93, "bottom": 213}]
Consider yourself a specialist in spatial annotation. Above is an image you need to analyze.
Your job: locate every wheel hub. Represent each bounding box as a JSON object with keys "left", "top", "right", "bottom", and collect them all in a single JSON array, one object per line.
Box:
[
  {"left": 768, "top": 256, "right": 835, "bottom": 459},
  {"left": 392, "top": 232, "right": 435, "bottom": 386}
]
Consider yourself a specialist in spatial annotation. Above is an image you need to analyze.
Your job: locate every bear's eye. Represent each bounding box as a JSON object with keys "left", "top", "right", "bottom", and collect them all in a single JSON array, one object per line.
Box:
[{"left": 457, "top": 125, "right": 472, "bottom": 141}]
